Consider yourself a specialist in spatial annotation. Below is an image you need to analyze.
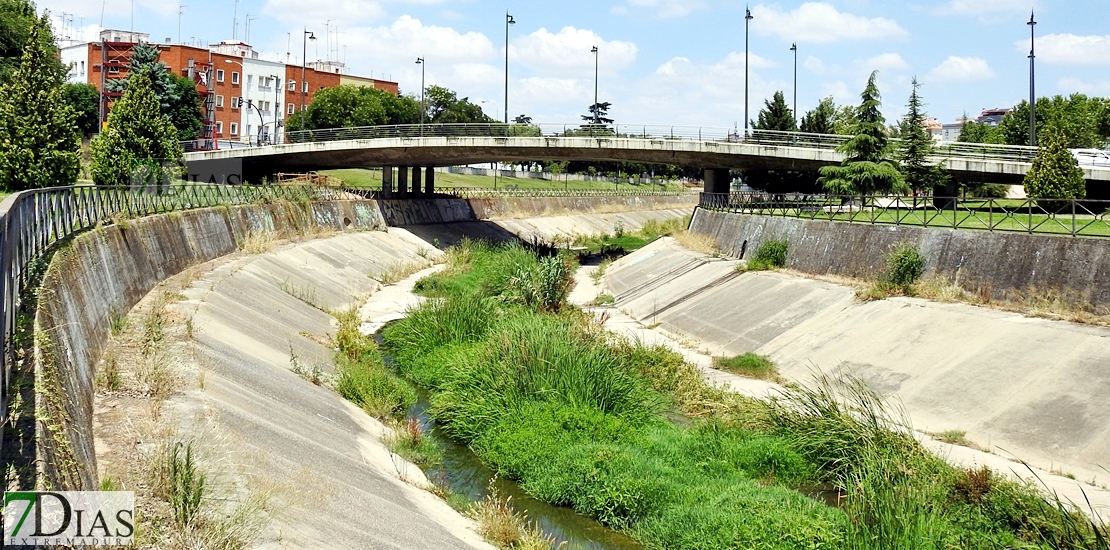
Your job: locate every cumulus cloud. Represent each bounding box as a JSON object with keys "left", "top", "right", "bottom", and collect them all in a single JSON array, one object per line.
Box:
[
  {"left": 864, "top": 53, "right": 909, "bottom": 71},
  {"left": 510, "top": 27, "right": 638, "bottom": 74},
  {"left": 1058, "top": 78, "right": 1110, "bottom": 95},
  {"left": 934, "top": 0, "right": 1036, "bottom": 16},
  {"left": 617, "top": 0, "right": 707, "bottom": 19},
  {"left": 337, "top": 16, "right": 494, "bottom": 64},
  {"left": 927, "top": 56, "right": 994, "bottom": 82},
  {"left": 1020, "top": 34, "right": 1110, "bottom": 66},
  {"left": 750, "top": 3, "right": 907, "bottom": 43}
]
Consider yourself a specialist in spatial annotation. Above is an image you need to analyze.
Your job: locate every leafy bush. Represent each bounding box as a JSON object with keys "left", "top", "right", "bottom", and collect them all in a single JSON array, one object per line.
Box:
[
  {"left": 884, "top": 243, "right": 926, "bottom": 292},
  {"left": 748, "top": 239, "right": 789, "bottom": 271}
]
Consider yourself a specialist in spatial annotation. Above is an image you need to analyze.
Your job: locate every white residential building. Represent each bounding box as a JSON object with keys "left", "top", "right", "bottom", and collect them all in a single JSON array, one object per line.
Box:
[{"left": 216, "top": 44, "right": 287, "bottom": 145}]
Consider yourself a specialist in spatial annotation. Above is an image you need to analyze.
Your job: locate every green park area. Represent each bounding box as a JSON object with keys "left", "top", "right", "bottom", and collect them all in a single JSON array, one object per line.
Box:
[{"left": 321, "top": 168, "right": 690, "bottom": 193}]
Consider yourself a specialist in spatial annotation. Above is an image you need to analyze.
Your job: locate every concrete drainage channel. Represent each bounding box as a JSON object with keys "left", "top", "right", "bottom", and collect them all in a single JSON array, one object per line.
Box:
[{"left": 65, "top": 204, "right": 690, "bottom": 548}]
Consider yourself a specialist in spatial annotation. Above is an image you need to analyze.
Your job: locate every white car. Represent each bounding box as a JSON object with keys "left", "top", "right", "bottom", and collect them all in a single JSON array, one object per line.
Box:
[{"left": 1071, "top": 148, "right": 1110, "bottom": 167}]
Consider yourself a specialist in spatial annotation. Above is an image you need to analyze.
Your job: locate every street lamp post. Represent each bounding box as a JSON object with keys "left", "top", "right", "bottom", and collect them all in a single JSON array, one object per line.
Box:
[
  {"left": 416, "top": 57, "right": 425, "bottom": 128},
  {"left": 790, "top": 43, "right": 797, "bottom": 129},
  {"left": 590, "top": 45, "right": 599, "bottom": 125},
  {"left": 300, "top": 29, "right": 315, "bottom": 129},
  {"left": 1027, "top": 11, "right": 1037, "bottom": 147},
  {"left": 505, "top": 12, "right": 515, "bottom": 124},
  {"left": 744, "top": 7, "right": 753, "bottom": 138}
]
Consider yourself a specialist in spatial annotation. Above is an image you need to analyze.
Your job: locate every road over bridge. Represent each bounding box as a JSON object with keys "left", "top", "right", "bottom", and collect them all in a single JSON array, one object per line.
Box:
[{"left": 184, "top": 124, "right": 1110, "bottom": 195}]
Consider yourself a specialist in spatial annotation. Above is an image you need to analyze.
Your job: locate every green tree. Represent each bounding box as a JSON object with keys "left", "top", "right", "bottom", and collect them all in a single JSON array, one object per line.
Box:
[
  {"left": 1024, "top": 130, "right": 1086, "bottom": 211},
  {"left": 0, "top": 14, "right": 80, "bottom": 190},
  {"left": 1, "top": 0, "right": 64, "bottom": 83},
  {"left": 305, "top": 85, "right": 388, "bottom": 128},
  {"left": 63, "top": 83, "right": 100, "bottom": 136},
  {"left": 90, "top": 71, "right": 183, "bottom": 185},
  {"left": 897, "top": 78, "right": 948, "bottom": 192},
  {"left": 582, "top": 102, "right": 614, "bottom": 125},
  {"left": 957, "top": 119, "right": 1003, "bottom": 144},
  {"left": 424, "top": 85, "right": 494, "bottom": 123},
  {"left": 105, "top": 42, "right": 203, "bottom": 140},
  {"left": 754, "top": 91, "right": 797, "bottom": 131},
  {"left": 800, "top": 97, "right": 836, "bottom": 134},
  {"left": 997, "top": 95, "right": 1110, "bottom": 149},
  {"left": 831, "top": 104, "right": 859, "bottom": 135},
  {"left": 818, "top": 71, "right": 906, "bottom": 195}
]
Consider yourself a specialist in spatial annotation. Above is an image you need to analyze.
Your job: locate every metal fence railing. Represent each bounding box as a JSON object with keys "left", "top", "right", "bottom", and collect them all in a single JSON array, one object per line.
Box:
[
  {"left": 266, "top": 123, "right": 1041, "bottom": 165},
  {"left": 0, "top": 183, "right": 348, "bottom": 445},
  {"left": 698, "top": 193, "right": 1110, "bottom": 238}
]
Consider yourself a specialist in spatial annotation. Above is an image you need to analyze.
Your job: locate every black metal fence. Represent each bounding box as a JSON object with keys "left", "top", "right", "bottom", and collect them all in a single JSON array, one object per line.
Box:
[
  {"left": 699, "top": 193, "right": 1110, "bottom": 238},
  {"left": 0, "top": 184, "right": 346, "bottom": 442}
]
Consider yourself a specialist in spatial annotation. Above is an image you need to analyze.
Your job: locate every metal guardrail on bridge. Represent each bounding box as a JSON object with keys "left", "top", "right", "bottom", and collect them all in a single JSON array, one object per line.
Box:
[
  {"left": 699, "top": 192, "right": 1110, "bottom": 238},
  {"left": 0, "top": 184, "right": 347, "bottom": 447},
  {"left": 252, "top": 123, "right": 1039, "bottom": 164}
]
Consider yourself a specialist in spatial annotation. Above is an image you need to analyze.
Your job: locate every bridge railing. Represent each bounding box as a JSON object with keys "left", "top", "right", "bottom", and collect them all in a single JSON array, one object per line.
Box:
[
  {"left": 0, "top": 183, "right": 347, "bottom": 444},
  {"left": 273, "top": 123, "right": 1040, "bottom": 165},
  {"left": 699, "top": 192, "right": 1110, "bottom": 238}
]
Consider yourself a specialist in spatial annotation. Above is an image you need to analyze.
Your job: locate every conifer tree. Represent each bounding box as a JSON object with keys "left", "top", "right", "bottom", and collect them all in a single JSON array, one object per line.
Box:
[
  {"left": 105, "top": 42, "right": 202, "bottom": 140},
  {"left": 818, "top": 71, "right": 906, "bottom": 195},
  {"left": 754, "top": 91, "right": 796, "bottom": 131},
  {"left": 0, "top": 13, "right": 80, "bottom": 190},
  {"left": 897, "top": 78, "right": 948, "bottom": 193},
  {"left": 801, "top": 97, "right": 836, "bottom": 134},
  {"left": 90, "top": 71, "right": 184, "bottom": 186},
  {"left": 1024, "top": 130, "right": 1086, "bottom": 212}
]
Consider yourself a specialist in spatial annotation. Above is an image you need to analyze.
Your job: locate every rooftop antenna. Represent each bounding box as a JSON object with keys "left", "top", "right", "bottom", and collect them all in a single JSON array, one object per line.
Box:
[
  {"left": 100, "top": 0, "right": 106, "bottom": 28},
  {"left": 232, "top": 0, "right": 240, "bottom": 40},
  {"left": 178, "top": 3, "right": 186, "bottom": 43}
]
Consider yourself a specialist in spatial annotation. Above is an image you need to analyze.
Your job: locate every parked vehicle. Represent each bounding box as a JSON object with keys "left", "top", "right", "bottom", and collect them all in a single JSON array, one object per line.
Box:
[{"left": 1071, "top": 148, "right": 1110, "bottom": 167}]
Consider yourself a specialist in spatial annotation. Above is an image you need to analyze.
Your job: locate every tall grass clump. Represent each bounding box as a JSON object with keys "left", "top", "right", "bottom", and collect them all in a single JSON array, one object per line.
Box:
[
  {"left": 333, "top": 307, "right": 416, "bottom": 419},
  {"left": 166, "top": 441, "right": 206, "bottom": 527},
  {"left": 508, "top": 255, "right": 576, "bottom": 312},
  {"left": 883, "top": 242, "right": 925, "bottom": 294},
  {"left": 746, "top": 239, "right": 789, "bottom": 271}
]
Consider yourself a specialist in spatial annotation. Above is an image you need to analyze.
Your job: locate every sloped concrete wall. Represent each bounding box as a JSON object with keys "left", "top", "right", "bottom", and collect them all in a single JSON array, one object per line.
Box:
[
  {"left": 32, "top": 201, "right": 385, "bottom": 489},
  {"left": 691, "top": 209, "right": 1110, "bottom": 307},
  {"left": 375, "top": 195, "right": 697, "bottom": 226}
]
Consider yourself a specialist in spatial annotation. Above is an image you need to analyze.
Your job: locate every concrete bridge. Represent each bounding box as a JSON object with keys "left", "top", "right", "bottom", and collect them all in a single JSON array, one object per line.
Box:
[{"left": 183, "top": 123, "right": 1110, "bottom": 195}]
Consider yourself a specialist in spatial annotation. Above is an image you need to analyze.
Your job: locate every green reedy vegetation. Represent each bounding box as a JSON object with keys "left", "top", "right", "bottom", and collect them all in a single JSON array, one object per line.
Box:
[
  {"left": 381, "top": 239, "right": 1106, "bottom": 549},
  {"left": 572, "top": 216, "right": 688, "bottom": 255},
  {"left": 714, "top": 353, "right": 780, "bottom": 381},
  {"left": 332, "top": 307, "right": 416, "bottom": 419},
  {"left": 745, "top": 239, "right": 789, "bottom": 271}
]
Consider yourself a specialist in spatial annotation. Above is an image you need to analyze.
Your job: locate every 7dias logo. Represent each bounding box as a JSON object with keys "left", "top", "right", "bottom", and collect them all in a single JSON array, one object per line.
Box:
[{"left": 3, "top": 491, "right": 134, "bottom": 546}]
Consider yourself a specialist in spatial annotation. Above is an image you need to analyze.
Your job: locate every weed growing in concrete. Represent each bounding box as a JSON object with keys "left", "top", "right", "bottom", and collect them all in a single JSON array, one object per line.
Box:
[
  {"left": 166, "top": 441, "right": 207, "bottom": 527},
  {"left": 238, "top": 231, "right": 274, "bottom": 254},
  {"left": 612, "top": 219, "right": 625, "bottom": 238},
  {"left": 288, "top": 344, "right": 324, "bottom": 385},
  {"left": 109, "top": 310, "right": 128, "bottom": 335},
  {"left": 746, "top": 240, "right": 789, "bottom": 271},
  {"left": 468, "top": 481, "right": 561, "bottom": 550},
  {"left": 277, "top": 277, "right": 321, "bottom": 309},
  {"left": 98, "top": 352, "right": 123, "bottom": 391},
  {"left": 884, "top": 242, "right": 925, "bottom": 293},
  {"left": 385, "top": 417, "right": 442, "bottom": 469},
  {"left": 713, "top": 353, "right": 780, "bottom": 381},
  {"left": 591, "top": 258, "right": 613, "bottom": 285},
  {"left": 935, "top": 429, "right": 972, "bottom": 447},
  {"left": 331, "top": 309, "right": 415, "bottom": 418},
  {"left": 591, "top": 293, "right": 616, "bottom": 306}
]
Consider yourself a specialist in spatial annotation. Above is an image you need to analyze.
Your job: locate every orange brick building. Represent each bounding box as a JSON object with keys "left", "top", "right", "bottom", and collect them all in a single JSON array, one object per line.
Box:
[{"left": 61, "top": 30, "right": 398, "bottom": 148}]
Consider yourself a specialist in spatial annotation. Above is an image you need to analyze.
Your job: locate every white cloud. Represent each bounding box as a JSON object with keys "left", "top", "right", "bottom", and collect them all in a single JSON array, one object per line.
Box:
[
  {"left": 803, "top": 53, "right": 907, "bottom": 77},
  {"left": 750, "top": 3, "right": 907, "bottom": 43},
  {"left": 1058, "top": 77, "right": 1110, "bottom": 95},
  {"left": 338, "top": 16, "right": 494, "bottom": 64},
  {"left": 510, "top": 27, "right": 638, "bottom": 74},
  {"left": 517, "top": 77, "right": 588, "bottom": 104},
  {"left": 935, "top": 0, "right": 1035, "bottom": 16},
  {"left": 864, "top": 53, "right": 909, "bottom": 71},
  {"left": 1020, "top": 34, "right": 1110, "bottom": 66},
  {"left": 620, "top": 0, "right": 707, "bottom": 19},
  {"left": 927, "top": 56, "right": 994, "bottom": 82}
]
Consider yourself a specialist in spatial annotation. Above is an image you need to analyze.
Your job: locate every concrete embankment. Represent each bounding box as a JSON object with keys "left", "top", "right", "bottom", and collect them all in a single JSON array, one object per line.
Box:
[
  {"left": 600, "top": 237, "right": 1110, "bottom": 514},
  {"left": 691, "top": 209, "right": 1110, "bottom": 307},
  {"left": 24, "top": 193, "right": 690, "bottom": 547}
]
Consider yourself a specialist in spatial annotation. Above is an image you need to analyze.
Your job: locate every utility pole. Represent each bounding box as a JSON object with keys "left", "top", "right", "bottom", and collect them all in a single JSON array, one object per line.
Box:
[
  {"left": 1027, "top": 11, "right": 1037, "bottom": 147},
  {"left": 591, "top": 46, "right": 599, "bottom": 124},
  {"left": 416, "top": 57, "right": 425, "bottom": 126},
  {"left": 744, "top": 6, "right": 753, "bottom": 138},
  {"left": 505, "top": 12, "right": 515, "bottom": 124}
]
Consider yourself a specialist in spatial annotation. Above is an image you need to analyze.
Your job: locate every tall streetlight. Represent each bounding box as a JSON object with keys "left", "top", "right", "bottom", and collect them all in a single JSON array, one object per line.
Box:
[
  {"left": 590, "top": 45, "right": 599, "bottom": 124},
  {"left": 416, "top": 57, "right": 426, "bottom": 127},
  {"left": 790, "top": 43, "right": 798, "bottom": 129},
  {"left": 1027, "top": 11, "right": 1037, "bottom": 147},
  {"left": 300, "top": 29, "right": 315, "bottom": 126},
  {"left": 504, "top": 12, "right": 515, "bottom": 124},
  {"left": 744, "top": 7, "right": 753, "bottom": 137}
]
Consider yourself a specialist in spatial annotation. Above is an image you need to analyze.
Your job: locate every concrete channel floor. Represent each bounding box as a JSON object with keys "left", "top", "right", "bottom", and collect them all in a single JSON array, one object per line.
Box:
[
  {"left": 587, "top": 237, "right": 1110, "bottom": 522},
  {"left": 93, "top": 208, "right": 689, "bottom": 549}
]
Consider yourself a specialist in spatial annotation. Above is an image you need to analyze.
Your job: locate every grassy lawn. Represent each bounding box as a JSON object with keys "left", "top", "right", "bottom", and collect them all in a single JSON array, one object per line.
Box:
[{"left": 321, "top": 168, "right": 687, "bottom": 192}]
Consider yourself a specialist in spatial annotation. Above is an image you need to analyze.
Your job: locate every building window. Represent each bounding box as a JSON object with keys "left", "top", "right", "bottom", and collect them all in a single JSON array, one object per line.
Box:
[
  {"left": 80, "top": 61, "right": 85, "bottom": 75},
  {"left": 232, "top": 71, "right": 239, "bottom": 85},
  {"left": 216, "top": 95, "right": 224, "bottom": 108},
  {"left": 216, "top": 69, "right": 225, "bottom": 82},
  {"left": 287, "top": 103, "right": 294, "bottom": 115},
  {"left": 231, "top": 96, "right": 240, "bottom": 110},
  {"left": 230, "top": 122, "right": 238, "bottom": 135},
  {"left": 288, "top": 79, "right": 295, "bottom": 91},
  {"left": 216, "top": 121, "right": 223, "bottom": 135},
  {"left": 247, "top": 74, "right": 253, "bottom": 88},
  {"left": 302, "top": 81, "right": 308, "bottom": 93}
]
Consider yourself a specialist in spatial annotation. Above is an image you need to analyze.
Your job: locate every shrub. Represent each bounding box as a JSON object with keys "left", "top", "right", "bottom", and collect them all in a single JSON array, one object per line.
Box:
[
  {"left": 1024, "top": 130, "right": 1086, "bottom": 213},
  {"left": 747, "top": 240, "right": 789, "bottom": 271},
  {"left": 884, "top": 243, "right": 925, "bottom": 292},
  {"left": 713, "top": 353, "right": 779, "bottom": 381}
]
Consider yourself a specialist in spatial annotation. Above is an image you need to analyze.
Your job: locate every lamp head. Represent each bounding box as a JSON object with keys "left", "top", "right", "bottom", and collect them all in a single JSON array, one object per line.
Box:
[
  {"left": 591, "top": 46, "right": 598, "bottom": 53},
  {"left": 790, "top": 43, "right": 796, "bottom": 52},
  {"left": 416, "top": 57, "right": 423, "bottom": 64},
  {"left": 1027, "top": 12, "right": 1036, "bottom": 25},
  {"left": 745, "top": 7, "right": 753, "bottom": 20},
  {"left": 307, "top": 31, "right": 316, "bottom": 40},
  {"left": 507, "top": 14, "right": 515, "bottom": 25}
]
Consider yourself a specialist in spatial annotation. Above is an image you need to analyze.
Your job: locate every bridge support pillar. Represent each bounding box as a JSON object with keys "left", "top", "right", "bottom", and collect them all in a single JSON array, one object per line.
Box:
[
  {"left": 412, "top": 166, "right": 423, "bottom": 196},
  {"left": 382, "top": 166, "right": 394, "bottom": 197},
  {"left": 704, "top": 168, "right": 732, "bottom": 194},
  {"left": 398, "top": 165, "right": 409, "bottom": 196},
  {"left": 425, "top": 166, "right": 435, "bottom": 196}
]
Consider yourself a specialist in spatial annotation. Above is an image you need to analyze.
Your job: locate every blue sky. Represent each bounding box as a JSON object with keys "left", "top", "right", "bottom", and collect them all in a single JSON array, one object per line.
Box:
[{"left": 44, "top": 0, "right": 1110, "bottom": 129}]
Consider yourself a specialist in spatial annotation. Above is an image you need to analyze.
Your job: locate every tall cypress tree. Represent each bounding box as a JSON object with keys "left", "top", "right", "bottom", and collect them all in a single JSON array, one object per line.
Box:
[
  {"left": 0, "top": 13, "right": 80, "bottom": 190},
  {"left": 898, "top": 78, "right": 948, "bottom": 193},
  {"left": 1024, "top": 130, "right": 1086, "bottom": 212},
  {"left": 90, "top": 71, "right": 184, "bottom": 186},
  {"left": 818, "top": 71, "right": 906, "bottom": 195},
  {"left": 754, "top": 91, "right": 797, "bottom": 131}
]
